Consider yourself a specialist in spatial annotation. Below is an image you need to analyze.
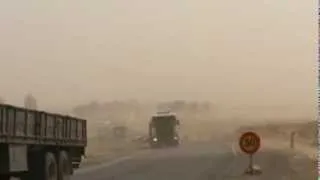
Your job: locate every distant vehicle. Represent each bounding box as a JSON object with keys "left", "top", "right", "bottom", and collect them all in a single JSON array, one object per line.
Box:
[
  {"left": 148, "top": 111, "right": 180, "bottom": 148},
  {"left": 0, "top": 104, "right": 87, "bottom": 180}
]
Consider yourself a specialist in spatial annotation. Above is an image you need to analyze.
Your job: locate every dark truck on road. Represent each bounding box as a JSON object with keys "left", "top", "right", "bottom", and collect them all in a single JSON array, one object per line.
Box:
[
  {"left": 0, "top": 104, "right": 87, "bottom": 180},
  {"left": 148, "top": 112, "right": 180, "bottom": 148}
]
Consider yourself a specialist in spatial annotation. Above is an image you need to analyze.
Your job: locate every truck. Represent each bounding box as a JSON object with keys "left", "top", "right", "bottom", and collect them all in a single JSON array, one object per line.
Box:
[
  {"left": 0, "top": 104, "right": 87, "bottom": 180},
  {"left": 148, "top": 111, "right": 180, "bottom": 148}
]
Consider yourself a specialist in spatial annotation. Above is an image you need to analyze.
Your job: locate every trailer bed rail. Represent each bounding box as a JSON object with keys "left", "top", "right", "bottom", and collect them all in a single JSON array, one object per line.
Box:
[{"left": 0, "top": 104, "right": 87, "bottom": 146}]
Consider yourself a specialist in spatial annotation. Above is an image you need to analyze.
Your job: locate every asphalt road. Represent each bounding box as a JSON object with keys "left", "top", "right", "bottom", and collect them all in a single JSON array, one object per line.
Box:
[{"left": 72, "top": 141, "right": 316, "bottom": 180}]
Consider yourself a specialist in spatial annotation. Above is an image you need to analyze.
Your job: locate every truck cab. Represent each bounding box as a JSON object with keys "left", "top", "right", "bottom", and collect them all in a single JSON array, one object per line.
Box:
[{"left": 148, "top": 111, "right": 180, "bottom": 148}]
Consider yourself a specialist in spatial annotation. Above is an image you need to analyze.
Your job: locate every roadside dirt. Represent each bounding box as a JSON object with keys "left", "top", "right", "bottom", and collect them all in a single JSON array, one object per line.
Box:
[
  {"left": 82, "top": 118, "right": 317, "bottom": 173},
  {"left": 235, "top": 121, "right": 316, "bottom": 158},
  {"left": 231, "top": 121, "right": 317, "bottom": 179},
  {"left": 81, "top": 133, "right": 148, "bottom": 167}
]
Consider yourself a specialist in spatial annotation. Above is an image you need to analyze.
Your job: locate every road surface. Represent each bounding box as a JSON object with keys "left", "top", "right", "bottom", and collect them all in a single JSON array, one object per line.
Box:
[{"left": 72, "top": 141, "right": 316, "bottom": 180}]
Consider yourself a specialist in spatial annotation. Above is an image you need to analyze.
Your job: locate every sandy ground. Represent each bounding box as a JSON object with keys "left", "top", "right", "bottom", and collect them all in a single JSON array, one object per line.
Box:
[
  {"left": 81, "top": 132, "right": 148, "bottom": 167},
  {"left": 72, "top": 120, "right": 317, "bottom": 180},
  {"left": 75, "top": 101, "right": 316, "bottom": 170},
  {"left": 11, "top": 120, "right": 316, "bottom": 180},
  {"left": 82, "top": 119, "right": 317, "bottom": 170},
  {"left": 234, "top": 121, "right": 317, "bottom": 158}
]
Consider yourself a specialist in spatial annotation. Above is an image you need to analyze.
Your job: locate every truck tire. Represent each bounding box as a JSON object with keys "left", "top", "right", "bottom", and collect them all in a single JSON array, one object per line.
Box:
[
  {"left": 22, "top": 151, "right": 58, "bottom": 180},
  {"left": 43, "top": 152, "right": 59, "bottom": 180},
  {"left": 58, "top": 151, "right": 71, "bottom": 180}
]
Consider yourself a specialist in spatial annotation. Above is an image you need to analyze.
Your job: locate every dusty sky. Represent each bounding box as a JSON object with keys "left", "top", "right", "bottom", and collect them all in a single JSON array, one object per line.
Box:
[{"left": 0, "top": 0, "right": 317, "bottom": 113}]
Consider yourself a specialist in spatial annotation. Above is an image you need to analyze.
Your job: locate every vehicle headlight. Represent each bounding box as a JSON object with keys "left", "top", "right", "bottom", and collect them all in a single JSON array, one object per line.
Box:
[{"left": 153, "top": 137, "right": 158, "bottom": 142}]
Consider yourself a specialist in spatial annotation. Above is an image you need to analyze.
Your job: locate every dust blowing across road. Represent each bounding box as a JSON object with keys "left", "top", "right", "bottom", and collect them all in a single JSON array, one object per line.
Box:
[{"left": 73, "top": 135, "right": 316, "bottom": 180}]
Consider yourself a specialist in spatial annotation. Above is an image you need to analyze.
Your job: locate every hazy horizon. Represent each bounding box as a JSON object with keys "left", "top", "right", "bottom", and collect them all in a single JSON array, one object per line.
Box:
[{"left": 0, "top": 1, "right": 316, "bottom": 118}]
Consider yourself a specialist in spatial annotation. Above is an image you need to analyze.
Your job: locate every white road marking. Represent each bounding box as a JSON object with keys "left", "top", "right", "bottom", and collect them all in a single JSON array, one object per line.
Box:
[
  {"left": 74, "top": 148, "right": 155, "bottom": 175},
  {"left": 74, "top": 155, "right": 133, "bottom": 175},
  {"left": 74, "top": 142, "right": 240, "bottom": 176}
]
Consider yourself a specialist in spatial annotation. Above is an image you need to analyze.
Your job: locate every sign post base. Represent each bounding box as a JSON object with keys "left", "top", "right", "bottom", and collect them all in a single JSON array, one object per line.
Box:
[{"left": 243, "top": 155, "right": 262, "bottom": 176}]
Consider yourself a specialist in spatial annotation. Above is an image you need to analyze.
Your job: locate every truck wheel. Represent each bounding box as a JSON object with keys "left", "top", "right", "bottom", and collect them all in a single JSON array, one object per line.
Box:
[
  {"left": 45, "top": 152, "right": 58, "bottom": 180},
  {"left": 21, "top": 151, "right": 58, "bottom": 180},
  {"left": 58, "top": 151, "right": 71, "bottom": 180}
]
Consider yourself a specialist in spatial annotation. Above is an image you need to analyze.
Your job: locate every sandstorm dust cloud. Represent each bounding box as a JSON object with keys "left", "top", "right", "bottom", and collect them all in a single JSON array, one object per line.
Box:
[{"left": 0, "top": 0, "right": 316, "bottom": 124}]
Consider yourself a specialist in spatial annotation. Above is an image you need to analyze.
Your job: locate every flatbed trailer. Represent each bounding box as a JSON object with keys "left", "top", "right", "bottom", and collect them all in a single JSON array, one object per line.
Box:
[{"left": 0, "top": 104, "right": 87, "bottom": 180}]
